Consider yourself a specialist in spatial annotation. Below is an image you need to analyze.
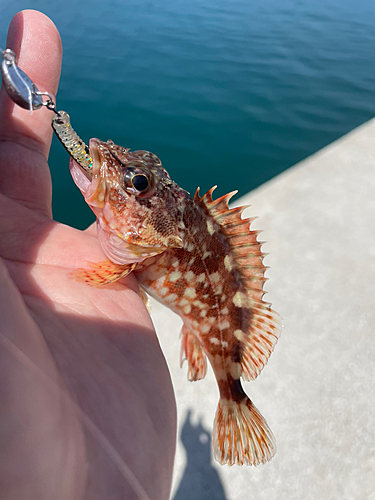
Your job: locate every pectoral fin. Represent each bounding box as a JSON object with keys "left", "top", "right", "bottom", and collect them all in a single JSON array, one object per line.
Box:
[{"left": 71, "top": 259, "right": 137, "bottom": 286}]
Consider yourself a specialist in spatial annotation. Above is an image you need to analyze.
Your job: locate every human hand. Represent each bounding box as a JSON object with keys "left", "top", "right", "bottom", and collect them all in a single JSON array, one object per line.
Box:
[{"left": 0, "top": 10, "right": 176, "bottom": 500}]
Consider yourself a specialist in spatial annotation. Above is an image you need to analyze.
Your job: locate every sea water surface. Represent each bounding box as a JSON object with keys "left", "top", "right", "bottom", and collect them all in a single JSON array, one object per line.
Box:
[{"left": 1, "top": 0, "right": 375, "bottom": 228}]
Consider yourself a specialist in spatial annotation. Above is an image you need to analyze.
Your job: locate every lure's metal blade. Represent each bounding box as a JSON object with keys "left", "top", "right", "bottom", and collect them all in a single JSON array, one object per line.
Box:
[{"left": 1, "top": 48, "right": 43, "bottom": 110}]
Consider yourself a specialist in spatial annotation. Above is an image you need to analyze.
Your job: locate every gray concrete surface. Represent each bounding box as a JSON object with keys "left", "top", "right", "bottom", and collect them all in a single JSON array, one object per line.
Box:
[{"left": 150, "top": 118, "right": 375, "bottom": 500}]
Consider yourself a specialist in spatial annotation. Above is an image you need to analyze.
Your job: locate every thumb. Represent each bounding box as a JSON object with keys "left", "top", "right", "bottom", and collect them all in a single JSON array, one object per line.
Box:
[{"left": 0, "top": 10, "right": 62, "bottom": 216}]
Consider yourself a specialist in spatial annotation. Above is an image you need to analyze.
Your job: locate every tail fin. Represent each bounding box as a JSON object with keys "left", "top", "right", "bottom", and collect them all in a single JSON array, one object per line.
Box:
[{"left": 212, "top": 397, "right": 276, "bottom": 466}]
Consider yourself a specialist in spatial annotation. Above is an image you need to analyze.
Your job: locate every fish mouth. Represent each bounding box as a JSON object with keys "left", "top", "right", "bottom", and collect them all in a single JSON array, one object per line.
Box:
[
  {"left": 69, "top": 138, "right": 102, "bottom": 195},
  {"left": 69, "top": 157, "right": 91, "bottom": 195}
]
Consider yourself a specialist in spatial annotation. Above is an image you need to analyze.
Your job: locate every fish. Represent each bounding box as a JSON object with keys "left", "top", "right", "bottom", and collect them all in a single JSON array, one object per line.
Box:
[{"left": 69, "top": 137, "right": 282, "bottom": 467}]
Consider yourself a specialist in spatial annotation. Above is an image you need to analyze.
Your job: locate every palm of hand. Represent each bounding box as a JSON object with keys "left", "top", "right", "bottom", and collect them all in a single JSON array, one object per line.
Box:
[{"left": 0, "top": 11, "right": 176, "bottom": 500}]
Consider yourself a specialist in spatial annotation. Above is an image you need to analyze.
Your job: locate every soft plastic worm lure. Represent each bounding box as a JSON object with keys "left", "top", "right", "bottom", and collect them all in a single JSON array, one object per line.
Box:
[
  {"left": 0, "top": 48, "right": 92, "bottom": 171},
  {"left": 51, "top": 112, "right": 92, "bottom": 171}
]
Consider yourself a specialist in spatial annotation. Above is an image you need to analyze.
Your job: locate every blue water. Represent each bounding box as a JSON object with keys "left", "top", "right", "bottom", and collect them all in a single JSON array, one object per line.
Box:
[{"left": 1, "top": 0, "right": 375, "bottom": 229}]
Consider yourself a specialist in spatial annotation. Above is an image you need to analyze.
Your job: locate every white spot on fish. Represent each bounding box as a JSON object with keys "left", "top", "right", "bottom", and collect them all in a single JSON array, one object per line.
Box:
[
  {"left": 210, "top": 272, "right": 220, "bottom": 283},
  {"left": 197, "top": 273, "right": 206, "bottom": 283},
  {"left": 234, "top": 329, "right": 246, "bottom": 342},
  {"left": 184, "top": 287, "right": 197, "bottom": 299},
  {"left": 186, "top": 243, "right": 195, "bottom": 252},
  {"left": 183, "top": 304, "right": 191, "bottom": 314},
  {"left": 206, "top": 219, "right": 215, "bottom": 235},
  {"left": 191, "top": 319, "right": 199, "bottom": 329},
  {"left": 188, "top": 257, "right": 196, "bottom": 266},
  {"left": 221, "top": 307, "right": 229, "bottom": 315},
  {"left": 221, "top": 340, "right": 229, "bottom": 348},
  {"left": 233, "top": 291, "right": 251, "bottom": 308},
  {"left": 184, "top": 271, "right": 195, "bottom": 282},
  {"left": 210, "top": 337, "right": 220, "bottom": 345},
  {"left": 202, "top": 251, "right": 212, "bottom": 260},
  {"left": 200, "top": 324, "right": 211, "bottom": 334},
  {"left": 218, "top": 320, "right": 230, "bottom": 330},
  {"left": 224, "top": 255, "right": 232, "bottom": 271},
  {"left": 193, "top": 300, "right": 207, "bottom": 309},
  {"left": 165, "top": 293, "right": 178, "bottom": 303},
  {"left": 169, "top": 271, "right": 181, "bottom": 282}
]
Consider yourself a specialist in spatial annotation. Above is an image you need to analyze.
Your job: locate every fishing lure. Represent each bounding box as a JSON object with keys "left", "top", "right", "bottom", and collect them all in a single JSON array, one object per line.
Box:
[
  {"left": 1, "top": 48, "right": 92, "bottom": 170},
  {"left": 1, "top": 47, "right": 281, "bottom": 466}
]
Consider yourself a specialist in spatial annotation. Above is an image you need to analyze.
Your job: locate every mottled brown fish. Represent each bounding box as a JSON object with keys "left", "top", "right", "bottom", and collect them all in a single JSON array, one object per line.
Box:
[{"left": 69, "top": 138, "right": 281, "bottom": 467}]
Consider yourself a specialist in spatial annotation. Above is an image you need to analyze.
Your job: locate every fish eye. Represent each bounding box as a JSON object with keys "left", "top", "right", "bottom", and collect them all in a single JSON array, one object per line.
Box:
[{"left": 131, "top": 173, "right": 149, "bottom": 193}]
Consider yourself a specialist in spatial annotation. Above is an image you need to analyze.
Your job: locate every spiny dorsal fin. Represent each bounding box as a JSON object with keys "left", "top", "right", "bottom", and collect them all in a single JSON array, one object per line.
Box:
[{"left": 194, "top": 186, "right": 282, "bottom": 381}]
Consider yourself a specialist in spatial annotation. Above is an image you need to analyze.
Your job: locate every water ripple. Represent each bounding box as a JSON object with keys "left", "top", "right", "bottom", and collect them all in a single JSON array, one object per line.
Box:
[{"left": 0, "top": 0, "right": 375, "bottom": 227}]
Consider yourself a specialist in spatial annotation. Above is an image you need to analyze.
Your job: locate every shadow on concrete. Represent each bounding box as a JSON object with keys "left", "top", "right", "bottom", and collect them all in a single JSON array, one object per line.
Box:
[{"left": 173, "top": 410, "right": 228, "bottom": 500}]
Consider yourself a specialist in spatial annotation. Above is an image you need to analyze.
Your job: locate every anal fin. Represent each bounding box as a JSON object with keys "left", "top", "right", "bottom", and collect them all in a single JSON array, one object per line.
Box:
[
  {"left": 180, "top": 325, "right": 207, "bottom": 381},
  {"left": 71, "top": 259, "right": 136, "bottom": 286}
]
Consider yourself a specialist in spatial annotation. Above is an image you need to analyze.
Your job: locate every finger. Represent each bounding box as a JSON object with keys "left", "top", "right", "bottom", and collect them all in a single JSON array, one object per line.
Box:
[
  {"left": 0, "top": 10, "right": 62, "bottom": 156},
  {"left": 0, "top": 10, "right": 62, "bottom": 216}
]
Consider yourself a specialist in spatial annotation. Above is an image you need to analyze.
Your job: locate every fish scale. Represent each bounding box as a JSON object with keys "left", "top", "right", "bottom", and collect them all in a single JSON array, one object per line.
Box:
[{"left": 69, "top": 138, "right": 282, "bottom": 467}]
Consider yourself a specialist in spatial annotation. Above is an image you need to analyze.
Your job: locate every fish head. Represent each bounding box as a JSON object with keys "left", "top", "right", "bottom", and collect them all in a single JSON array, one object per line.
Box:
[{"left": 70, "top": 138, "right": 185, "bottom": 264}]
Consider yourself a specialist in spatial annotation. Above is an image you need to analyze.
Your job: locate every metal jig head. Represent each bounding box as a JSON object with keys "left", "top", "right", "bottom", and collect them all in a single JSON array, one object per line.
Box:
[
  {"left": 0, "top": 47, "right": 92, "bottom": 171},
  {"left": 1, "top": 48, "right": 44, "bottom": 112}
]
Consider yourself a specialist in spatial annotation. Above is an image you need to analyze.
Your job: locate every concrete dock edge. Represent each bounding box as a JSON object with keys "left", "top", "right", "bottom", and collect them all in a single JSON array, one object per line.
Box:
[{"left": 151, "top": 118, "right": 375, "bottom": 500}]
